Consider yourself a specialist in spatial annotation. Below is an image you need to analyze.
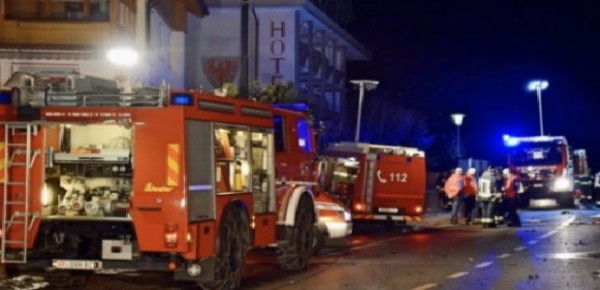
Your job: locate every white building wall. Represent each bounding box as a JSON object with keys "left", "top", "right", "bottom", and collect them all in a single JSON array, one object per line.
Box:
[
  {"left": 186, "top": 7, "right": 296, "bottom": 91},
  {"left": 147, "top": 9, "right": 174, "bottom": 88},
  {"left": 169, "top": 31, "right": 185, "bottom": 89},
  {"left": 143, "top": 9, "right": 186, "bottom": 89}
]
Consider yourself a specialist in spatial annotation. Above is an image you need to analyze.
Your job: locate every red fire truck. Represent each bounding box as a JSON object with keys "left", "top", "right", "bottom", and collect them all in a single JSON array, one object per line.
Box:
[
  {"left": 503, "top": 135, "right": 577, "bottom": 207},
  {"left": 272, "top": 104, "right": 351, "bottom": 255},
  {"left": 0, "top": 72, "right": 317, "bottom": 289},
  {"left": 321, "top": 142, "right": 426, "bottom": 228}
]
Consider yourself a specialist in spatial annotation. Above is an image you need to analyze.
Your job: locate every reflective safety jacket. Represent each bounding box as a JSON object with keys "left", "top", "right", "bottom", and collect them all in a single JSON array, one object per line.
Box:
[
  {"left": 444, "top": 173, "right": 464, "bottom": 199},
  {"left": 504, "top": 174, "right": 519, "bottom": 199},
  {"left": 463, "top": 174, "right": 478, "bottom": 196},
  {"left": 477, "top": 171, "right": 496, "bottom": 200}
]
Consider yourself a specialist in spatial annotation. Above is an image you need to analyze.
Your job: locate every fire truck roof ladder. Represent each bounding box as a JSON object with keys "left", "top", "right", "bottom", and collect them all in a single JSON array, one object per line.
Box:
[
  {"left": 1, "top": 123, "right": 40, "bottom": 263},
  {"left": 6, "top": 71, "right": 168, "bottom": 108}
]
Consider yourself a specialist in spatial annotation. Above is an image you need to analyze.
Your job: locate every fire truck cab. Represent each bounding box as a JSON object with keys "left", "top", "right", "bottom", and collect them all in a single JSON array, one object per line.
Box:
[
  {"left": 321, "top": 142, "right": 426, "bottom": 228},
  {"left": 0, "top": 72, "right": 317, "bottom": 289},
  {"left": 504, "top": 135, "right": 576, "bottom": 207},
  {"left": 272, "top": 104, "right": 352, "bottom": 255}
]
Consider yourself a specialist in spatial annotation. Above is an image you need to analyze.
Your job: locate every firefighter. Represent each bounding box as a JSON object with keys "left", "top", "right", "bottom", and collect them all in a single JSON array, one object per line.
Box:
[
  {"left": 444, "top": 167, "right": 464, "bottom": 225},
  {"left": 478, "top": 167, "right": 500, "bottom": 228},
  {"left": 492, "top": 167, "right": 505, "bottom": 225},
  {"left": 502, "top": 168, "right": 522, "bottom": 227},
  {"left": 463, "top": 168, "right": 478, "bottom": 225}
]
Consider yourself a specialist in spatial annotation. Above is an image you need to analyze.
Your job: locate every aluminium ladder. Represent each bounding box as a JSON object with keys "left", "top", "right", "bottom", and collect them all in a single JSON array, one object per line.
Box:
[{"left": 1, "top": 123, "right": 39, "bottom": 263}]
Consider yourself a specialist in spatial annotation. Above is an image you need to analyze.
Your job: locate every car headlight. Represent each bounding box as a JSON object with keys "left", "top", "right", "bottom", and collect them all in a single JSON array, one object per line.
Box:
[
  {"left": 553, "top": 177, "right": 572, "bottom": 192},
  {"left": 340, "top": 210, "right": 352, "bottom": 222}
]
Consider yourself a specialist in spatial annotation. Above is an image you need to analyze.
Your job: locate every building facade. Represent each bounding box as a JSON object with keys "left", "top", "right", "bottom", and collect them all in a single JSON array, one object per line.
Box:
[
  {"left": 0, "top": 0, "right": 368, "bottom": 147},
  {"left": 190, "top": 0, "right": 369, "bottom": 130},
  {"left": 0, "top": 0, "right": 208, "bottom": 88}
]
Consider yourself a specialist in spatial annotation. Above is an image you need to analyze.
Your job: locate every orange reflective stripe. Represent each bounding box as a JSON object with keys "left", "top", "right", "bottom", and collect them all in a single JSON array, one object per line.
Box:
[{"left": 167, "top": 144, "right": 180, "bottom": 186}]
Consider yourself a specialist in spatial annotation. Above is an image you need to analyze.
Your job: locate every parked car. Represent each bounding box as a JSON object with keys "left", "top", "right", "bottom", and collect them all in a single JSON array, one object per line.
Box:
[{"left": 314, "top": 192, "right": 352, "bottom": 255}]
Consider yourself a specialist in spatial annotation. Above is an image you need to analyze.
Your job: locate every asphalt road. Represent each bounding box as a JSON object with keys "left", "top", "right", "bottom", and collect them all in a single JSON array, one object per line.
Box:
[{"left": 4, "top": 206, "right": 600, "bottom": 290}]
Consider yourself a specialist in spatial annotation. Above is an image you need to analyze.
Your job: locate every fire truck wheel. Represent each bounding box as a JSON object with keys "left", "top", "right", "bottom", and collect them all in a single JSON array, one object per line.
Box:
[
  {"left": 210, "top": 205, "right": 250, "bottom": 290},
  {"left": 279, "top": 193, "right": 315, "bottom": 271}
]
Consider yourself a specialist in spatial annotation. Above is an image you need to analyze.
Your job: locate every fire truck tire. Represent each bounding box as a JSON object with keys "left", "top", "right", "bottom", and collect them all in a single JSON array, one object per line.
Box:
[
  {"left": 201, "top": 205, "right": 250, "bottom": 290},
  {"left": 279, "top": 193, "right": 315, "bottom": 271}
]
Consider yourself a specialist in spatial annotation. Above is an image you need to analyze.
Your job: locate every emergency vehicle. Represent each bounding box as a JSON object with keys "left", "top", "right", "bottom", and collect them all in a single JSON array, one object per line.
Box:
[
  {"left": 503, "top": 135, "right": 578, "bottom": 207},
  {"left": 321, "top": 142, "right": 426, "bottom": 228},
  {"left": 272, "top": 104, "right": 351, "bottom": 255},
  {"left": 0, "top": 71, "right": 318, "bottom": 289}
]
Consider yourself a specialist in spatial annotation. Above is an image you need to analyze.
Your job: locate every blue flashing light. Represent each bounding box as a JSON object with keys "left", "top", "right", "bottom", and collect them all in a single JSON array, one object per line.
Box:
[
  {"left": 274, "top": 103, "right": 309, "bottom": 112},
  {"left": 0, "top": 90, "right": 11, "bottom": 104},
  {"left": 170, "top": 93, "right": 194, "bottom": 106},
  {"left": 503, "top": 134, "right": 510, "bottom": 142}
]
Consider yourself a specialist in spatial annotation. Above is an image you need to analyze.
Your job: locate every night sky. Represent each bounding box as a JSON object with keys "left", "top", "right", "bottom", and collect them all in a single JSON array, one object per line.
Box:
[{"left": 345, "top": 0, "right": 600, "bottom": 171}]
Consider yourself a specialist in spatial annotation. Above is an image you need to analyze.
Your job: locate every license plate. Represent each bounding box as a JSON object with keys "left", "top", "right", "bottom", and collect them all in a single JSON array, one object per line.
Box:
[
  {"left": 52, "top": 259, "right": 102, "bottom": 270},
  {"left": 379, "top": 207, "right": 399, "bottom": 213},
  {"left": 533, "top": 184, "right": 544, "bottom": 188}
]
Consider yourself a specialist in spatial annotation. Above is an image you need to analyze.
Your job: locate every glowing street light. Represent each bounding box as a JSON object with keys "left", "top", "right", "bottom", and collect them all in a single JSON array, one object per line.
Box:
[
  {"left": 450, "top": 113, "right": 465, "bottom": 158},
  {"left": 106, "top": 47, "right": 139, "bottom": 67},
  {"left": 106, "top": 47, "right": 139, "bottom": 93},
  {"left": 350, "top": 80, "right": 379, "bottom": 142},
  {"left": 527, "top": 80, "right": 549, "bottom": 136}
]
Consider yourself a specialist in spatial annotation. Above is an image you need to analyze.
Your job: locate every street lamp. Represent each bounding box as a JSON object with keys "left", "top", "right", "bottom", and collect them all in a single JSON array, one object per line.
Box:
[
  {"left": 106, "top": 47, "right": 139, "bottom": 67},
  {"left": 527, "top": 80, "right": 549, "bottom": 136},
  {"left": 106, "top": 47, "right": 139, "bottom": 93},
  {"left": 450, "top": 113, "right": 465, "bottom": 158},
  {"left": 350, "top": 80, "right": 379, "bottom": 142}
]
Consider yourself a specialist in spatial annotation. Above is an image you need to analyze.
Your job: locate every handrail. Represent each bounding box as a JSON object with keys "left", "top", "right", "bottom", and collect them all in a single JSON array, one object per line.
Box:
[
  {"left": 44, "top": 91, "right": 165, "bottom": 107},
  {"left": 7, "top": 71, "right": 169, "bottom": 108}
]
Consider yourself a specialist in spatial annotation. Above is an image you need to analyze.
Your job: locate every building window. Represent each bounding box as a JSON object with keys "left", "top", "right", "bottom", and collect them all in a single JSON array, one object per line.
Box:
[
  {"left": 4, "top": 0, "right": 110, "bottom": 22},
  {"left": 65, "top": 1, "right": 84, "bottom": 19}
]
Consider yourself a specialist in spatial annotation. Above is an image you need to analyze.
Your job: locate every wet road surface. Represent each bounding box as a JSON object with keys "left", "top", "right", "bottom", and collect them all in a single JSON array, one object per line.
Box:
[{"left": 4, "top": 207, "right": 600, "bottom": 290}]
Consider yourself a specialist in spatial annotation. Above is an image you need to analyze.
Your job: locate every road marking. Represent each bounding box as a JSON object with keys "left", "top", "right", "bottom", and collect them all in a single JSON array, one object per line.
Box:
[
  {"left": 475, "top": 261, "right": 493, "bottom": 268},
  {"left": 411, "top": 283, "right": 439, "bottom": 290},
  {"left": 514, "top": 246, "right": 526, "bottom": 252},
  {"left": 447, "top": 272, "right": 469, "bottom": 279},
  {"left": 497, "top": 253, "right": 511, "bottom": 259},
  {"left": 557, "top": 216, "right": 576, "bottom": 229},
  {"left": 527, "top": 240, "right": 538, "bottom": 245},
  {"left": 540, "top": 230, "right": 557, "bottom": 239}
]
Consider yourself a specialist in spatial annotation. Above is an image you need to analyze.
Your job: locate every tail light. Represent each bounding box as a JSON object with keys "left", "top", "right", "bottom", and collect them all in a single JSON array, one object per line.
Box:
[
  {"left": 165, "top": 223, "right": 178, "bottom": 248},
  {"left": 415, "top": 206, "right": 423, "bottom": 214},
  {"left": 354, "top": 202, "right": 365, "bottom": 212}
]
